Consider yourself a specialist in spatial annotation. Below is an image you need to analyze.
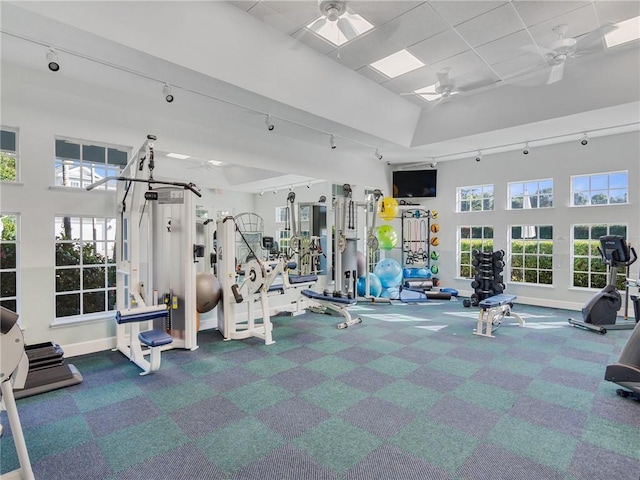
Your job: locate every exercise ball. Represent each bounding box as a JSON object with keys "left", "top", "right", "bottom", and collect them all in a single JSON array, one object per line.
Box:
[
  {"left": 357, "top": 273, "right": 383, "bottom": 297},
  {"left": 416, "top": 267, "right": 431, "bottom": 279},
  {"left": 356, "top": 251, "right": 366, "bottom": 278},
  {"left": 378, "top": 197, "right": 399, "bottom": 222},
  {"left": 196, "top": 272, "right": 222, "bottom": 313},
  {"left": 374, "top": 258, "right": 403, "bottom": 288},
  {"left": 376, "top": 225, "right": 398, "bottom": 250}
]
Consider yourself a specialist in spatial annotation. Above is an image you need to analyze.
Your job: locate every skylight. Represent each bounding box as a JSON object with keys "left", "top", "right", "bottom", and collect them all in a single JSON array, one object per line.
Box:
[
  {"left": 414, "top": 84, "right": 441, "bottom": 102},
  {"left": 307, "top": 12, "right": 373, "bottom": 46},
  {"left": 167, "top": 152, "right": 190, "bottom": 159},
  {"left": 370, "top": 50, "right": 425, "bottom": 79},
  {"left": 605, "top": 16, "right": 640, "bottom": 48}
]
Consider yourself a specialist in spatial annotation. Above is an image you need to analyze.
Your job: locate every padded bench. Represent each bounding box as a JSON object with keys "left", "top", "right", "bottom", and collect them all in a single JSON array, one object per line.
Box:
[{"left": 475, "top": 294, "right": 525, "bottom": 338}]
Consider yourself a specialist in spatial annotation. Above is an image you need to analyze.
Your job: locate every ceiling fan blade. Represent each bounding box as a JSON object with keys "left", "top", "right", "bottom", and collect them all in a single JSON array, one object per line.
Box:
[
  {"left": 547, "top": 62, "right": 565, "bottom": 84},
  {"left": 308, "top": 17, "right": 327, "bottom": 33},
  {"left": 336, "top": 18, "right": 357, "bottom": 41},
  {"left": 575, "top": 23, "right": 618, "bottom": 51}
]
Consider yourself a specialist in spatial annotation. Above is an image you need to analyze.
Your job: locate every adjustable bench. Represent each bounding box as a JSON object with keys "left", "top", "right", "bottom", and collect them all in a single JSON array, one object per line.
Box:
[
  {"left": 301, "top": 289, "right": 362, "bottom": 329},
  {"left": 474, "top": 294, "right": 525, "bottom": 338}
]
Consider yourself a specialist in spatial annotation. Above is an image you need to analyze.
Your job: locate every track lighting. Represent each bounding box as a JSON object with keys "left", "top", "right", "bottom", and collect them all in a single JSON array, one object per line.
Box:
[
  {"left": 259, "top": 191, "right": 264, "bottom": 196},
  {"left": 523, "top": 143, "right": 530, "bottom": 155},
  {"left": 375, "top": 148, "right": 383, "bottom": 160},
  {"left": 265, "top": 114, "right": 275, "bottom": 131},
  {"left": 330, "top": 135, "right": 336, "bottom": 150},
  {"left": 163, "top": 84, "right": 174, "bottom": 103},
  {"left": 272, "top": 188, "right": 277, "bottom": 195},
  {"left": 46, "top": 48, "right": 60, "bottom": 72},
  {"left": 475, "top": 151, "right": 482, "bottom": 162},
  {"left": 307, "top": 182, "right": 311, "bottom": 189},
  {"left": 429, "top": 159, "right": 437, "bottom": 168},
  {"left": 581, "top": 133, "right": 589, "bottom": 146}
]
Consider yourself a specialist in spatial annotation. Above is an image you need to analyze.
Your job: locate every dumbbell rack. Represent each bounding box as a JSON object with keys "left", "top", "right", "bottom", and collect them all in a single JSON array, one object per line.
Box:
[{"left": 470, "top": 250, "right": 505, "bottom": 306}]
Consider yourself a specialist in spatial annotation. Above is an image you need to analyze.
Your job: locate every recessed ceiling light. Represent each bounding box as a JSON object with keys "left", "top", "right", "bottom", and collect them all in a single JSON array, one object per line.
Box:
[
  {"left": 167, "top": 153, "right": 190, "bottom": 159},
  {"left": 605, "top": 16, "right": 640, "bottom": 48},
  {"left": 205, "top": 160, "right": 223, "bottom": 167},
  {"left": 307, "top": 12, "right": 373, "bottom": 46},
  {"left": 370, "top": 49, "right": 424, "bottom": 79}
]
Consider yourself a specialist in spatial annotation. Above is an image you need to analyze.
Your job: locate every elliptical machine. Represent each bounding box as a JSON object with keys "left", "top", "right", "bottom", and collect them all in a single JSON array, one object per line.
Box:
[
  {"left": 568, "top": 235, "right": 637, "bottom": 334},
  {"left": 605, "top": 321, "right": 640, "bottom": 401}
]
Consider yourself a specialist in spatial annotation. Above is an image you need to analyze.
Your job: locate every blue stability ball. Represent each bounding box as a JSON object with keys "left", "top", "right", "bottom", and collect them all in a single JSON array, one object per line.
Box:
[
  {"left": 374, "top": 258, "right": 403, "bottom": 288},
  {"left": 357, "top": 273, "right": 383, "bottom": 297},
  {"left": 380, "top": 286, "right": 400, "bottom": 299}
]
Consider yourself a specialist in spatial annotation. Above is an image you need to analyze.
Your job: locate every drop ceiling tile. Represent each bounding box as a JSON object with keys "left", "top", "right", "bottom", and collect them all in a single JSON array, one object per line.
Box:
[
  {"left": 408, "top": 29, "right": 469, "bottom": 65},
  {"left": 454, "top": 3, "right": 526, "bottom": 48},
  {"left": 475, "top": 29, "right": 535, "bottom": 65},
  {"left": 594, "top": 0, "right": 640, "bottom": 24},
  {"left": 380, "top": 3, "right": 448, "bottom": 48},
  {"left": 227, "top": 0, "right": 259, "bottom": 12},
  {"left": 511, "top": 1, "right": 590, "bottom": 27},
  {"left": 352, "top": 1, "right": 425, "bottom": 27},
  {"left": 330, "top": 48, "right": 368, "bottom": 71},
  {"left": 430, "top": 1, "right": 506, "bottom": 27},
  {"left": 431, "top": 50, "right": 489, "bottom": 78},
  {"left": 526, "top": 4, "right": 599, "bottom": 45},
  {"left": 244, "top": 2, "right": 306, "bottom": 34},
  {"left": 338, "top": 28, "right": 404, "bottom": 66}
]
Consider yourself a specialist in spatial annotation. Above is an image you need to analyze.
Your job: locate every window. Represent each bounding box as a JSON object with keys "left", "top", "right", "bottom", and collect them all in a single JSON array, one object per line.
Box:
[
  {"left": 276, "top": 229, "right": 290, "bottom": 255},
  {"left": 572, "top": 224, "right": 628, "bottom": 290},
  {"left": 1, "top": 128, "right": 18, "bottom": 182},
  {"left": 275, "top": 206, "right": 289, "bottom": 224},
  {"left": 458, "top": 226, "right": 494, "bottom": 278},
  {"left": 509, "top": 225, "right": 553, "bottom": 285},
  {"left": 508, "top": 179, "right": 553, "bottom": 209},
  {"left": 54, "top": 138, "right": 128, "bottom": 190},
  {"left": 571, "top": 171, "right": 628, "bottom": 206},
  {"left": 55, "top": 216, "right": 116, "bottom": 319},
  {"left": 457, "top": 185, "right": 494, "bottom": 212},
  {"left": 1, "top": 214, "right": 18, "bottom": 312}
]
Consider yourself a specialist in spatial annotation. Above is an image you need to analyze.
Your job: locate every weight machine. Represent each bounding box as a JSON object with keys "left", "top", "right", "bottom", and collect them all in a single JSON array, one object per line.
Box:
[{"left": 87, "top": 135, "right": 201, "bottom": 374}]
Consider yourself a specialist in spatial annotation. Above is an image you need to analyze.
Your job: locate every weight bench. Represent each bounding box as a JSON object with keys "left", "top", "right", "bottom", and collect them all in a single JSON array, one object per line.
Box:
[
  {"left": 474, "top": 294, "right": 525, "bottom": 338},
  {"left": 115, "top": 306, "right": 173, "bottom": 375},
  {"left": 301, "top": 289, "right": 362, "bottom": 329}
]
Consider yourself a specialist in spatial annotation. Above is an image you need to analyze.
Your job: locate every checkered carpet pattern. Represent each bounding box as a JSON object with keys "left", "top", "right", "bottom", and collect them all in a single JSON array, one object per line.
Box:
[{"left": 2, "top": 299, "right": 639, "bottom": 479}]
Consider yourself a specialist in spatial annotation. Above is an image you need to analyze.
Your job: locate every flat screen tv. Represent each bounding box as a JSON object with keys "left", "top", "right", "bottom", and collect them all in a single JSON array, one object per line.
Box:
[{"left": 392, "top": 170, "right": 437, "bottom": 198}]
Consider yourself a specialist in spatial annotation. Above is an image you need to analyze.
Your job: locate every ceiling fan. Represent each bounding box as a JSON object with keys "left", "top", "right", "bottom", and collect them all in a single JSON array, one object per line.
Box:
[
  {"left": 308, "top": 1, "right": 358, "bottom": 42},
  {"left": 522, "top": 23, "right": 618, "bottom": 85},
  {"left": 404, "top": 68, "right": 494, "bottom": 104}
]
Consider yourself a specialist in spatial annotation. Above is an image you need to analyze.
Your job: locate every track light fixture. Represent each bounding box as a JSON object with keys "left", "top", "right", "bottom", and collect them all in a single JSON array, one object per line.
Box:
[
  {"left": 307, "top": 182, "right": 311, "bottom": 189},
  {"left": 265, "top": 114, "right": 275, "bottom": 131},
  {"left": 46, "top": 48, "right": 60, "bottom": 72},
  {"left": 523, "top": 143, "right": 530, "bottom": 155},
  {"left": 259, "top": 190, "right": 264, "bottom": 196},
  {"left": 272, "top": 188, "right": 277, "bottom": 195},
  {"left": 375, "top": 148, "right": 383, "bottom": 160},
  {"left": 429, "top": 159, "right": 437, "bottom": 168},
  {"left": 581, "top": 133, "right": 589, "bottom": 146},
  {"left": 475, "top": 151, "right": 482, "bottom": 162},
  {"left": 330, "top": 134, "right": 337, "bottom": 150},
  {"left": 163, "top": 84, "right": 174, "bottom": 103}
]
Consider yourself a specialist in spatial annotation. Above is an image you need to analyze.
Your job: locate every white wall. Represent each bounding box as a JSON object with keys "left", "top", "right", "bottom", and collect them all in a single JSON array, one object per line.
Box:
[{"left": 399, "top": 131, "right": 640, "bottom": 310}]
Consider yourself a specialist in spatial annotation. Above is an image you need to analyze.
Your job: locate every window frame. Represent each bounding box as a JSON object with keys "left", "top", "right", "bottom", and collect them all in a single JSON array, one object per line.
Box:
[
  {"left": 507, "top": 178, "right": 554, "bottom": 210},
  {"left": 508, "top": 225, "right": 554, "bottom": 286},
  {"left": 571, "top": 223, "right": 628, "bottom": 290},
  {"left": 1, "top": 127, "right": 19, "bottom": 183},
  {"left": 1, "top": 213, "right": 19, "bottom": 314},
  {"left": 54, "top": 136, "right": 129, "bottom": 191},
  {"left": 457, "top": 225, "right": 494, "bottom": 279},
  {"left": 570, "top": 170, "right": 628, "bottom": 207},
  {"left": 457, "top": 184, "right": 495, "bottom": 213},
  {"left": 54, "top": 215, "right": 117, "bottom": 322}
]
